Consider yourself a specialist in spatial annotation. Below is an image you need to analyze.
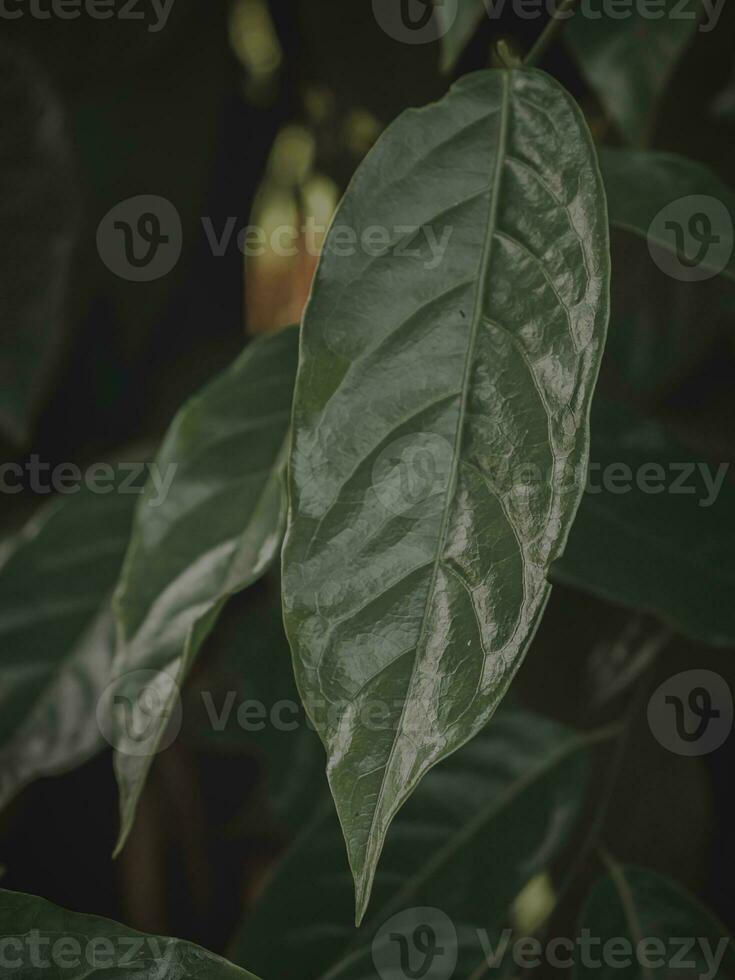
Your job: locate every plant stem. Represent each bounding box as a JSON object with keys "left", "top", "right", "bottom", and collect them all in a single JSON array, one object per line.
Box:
[{"left": 524, "top": 0, "right": 579, "bottom": 67}]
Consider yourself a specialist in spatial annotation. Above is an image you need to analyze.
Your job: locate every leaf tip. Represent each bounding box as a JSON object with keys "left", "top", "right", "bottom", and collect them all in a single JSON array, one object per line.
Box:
[
  {"left": 353, "top": 885, "right": 369, "bottom": 929},
  {"left": 112, "top": 788, "right": 135, "bottom": 860},
  {"left": 352, "top": 854, "right": 379, "bottom": 928}
]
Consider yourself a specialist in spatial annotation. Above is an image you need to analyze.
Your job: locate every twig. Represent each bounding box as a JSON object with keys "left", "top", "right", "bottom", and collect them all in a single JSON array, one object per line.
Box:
[{"left": 524, "top": 0, "right": 579, "bottom": 67}]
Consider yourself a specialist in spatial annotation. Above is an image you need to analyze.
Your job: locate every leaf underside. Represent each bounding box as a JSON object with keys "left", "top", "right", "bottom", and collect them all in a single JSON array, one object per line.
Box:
[
  {"left": 112, "top": 328, "right": 298, "bottom": 853},
  {"left": 282, "top": 68, "right": 610, "bottom": 922}
]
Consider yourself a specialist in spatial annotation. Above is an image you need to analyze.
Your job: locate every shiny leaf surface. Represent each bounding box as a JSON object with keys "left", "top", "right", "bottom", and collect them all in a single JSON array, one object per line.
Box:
[
  {"left": 566, "top": 0, "right": 701, "bottom": 146},
  {"left": 232, "top": 711, "right": 596, "bottom": 980},
  {"left": 282, "top": 67, "right": 610, "bottom": 922},
  {"left": 0, "top": 492, "right": 134, "bottom": 811},
  {"left": 600, "top": 148, "right": 735, "bottom": 282},
  {"left": 0, "top": 888, "right": 261, "bottom": 979},
  {"left": 575, "top": 861, "right": 735, "bottom": 980},
  {"left": 112, "top": 328, "right": 298, "bottom": 853},
  {"left": 553, "top": 397, "right": 735, "bottom": 646}
]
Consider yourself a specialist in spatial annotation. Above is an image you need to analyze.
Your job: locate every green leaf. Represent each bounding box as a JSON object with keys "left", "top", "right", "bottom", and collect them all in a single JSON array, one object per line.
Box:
[
  {"left": 111, "top": 328, "right": 298, "bottom": 854},
  {"left": 232, "top": 711, "right": 598, "bottom": 980},
  {"left": 599, "top": 148, "right": 735, "bottom": 282},
  {"left": 0, "top": 45, "right": 77, "bottom": 446},
  {"left": 0, "top": 888, "right": 261, "bottom": 979},
  {"left": 439, "top": 0, "right": 487, "bottom": 73},
  {"left": 575, "top": 861, "right": 735, "bottom": 980},
  {"left": 0, "top": 491, "right": 134, "bottom": 811},
  {"left": 553, "top": 397, "right": 735, "bottom": 646},
  {"left": 598, "top": 149, "right": 734, "bottom": 402},
  {"left": 282, "top": 67, "right": 610, "bottom": 923},
  {"left": 565, "top": 0, "right": 701, "bottom": 146}
]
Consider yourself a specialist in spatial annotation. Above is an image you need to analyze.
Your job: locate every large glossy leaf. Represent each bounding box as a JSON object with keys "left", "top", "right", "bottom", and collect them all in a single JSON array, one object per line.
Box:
[
  {"left": 575, "top": 861, "right": 735, "bottom": 980},
  {"left": 0, "top": 491, "right": 134, "bottom": 811},
  {"left": 553, "top": 397, "right": 735, "bottom": 646},
  {"left": 0, "top": 888, "right": 261, "bottom": 979},
  {"left": 231, "top": 711, "right": 598, "bottom": 980},
  {"left": 111, "top": 328, "right": 298, "bottom": 853},
  {"left": 0, "top": 44, "right": 77, "bottom": 446},
  {"left": 282, "top": 67, "right": 610, "bottom": 922},
  {"left": 566, "top": 0, "right": 701, "bottom": 146},
  {"left": 599, "top": 149, "right": 735, "bottom": 282}
]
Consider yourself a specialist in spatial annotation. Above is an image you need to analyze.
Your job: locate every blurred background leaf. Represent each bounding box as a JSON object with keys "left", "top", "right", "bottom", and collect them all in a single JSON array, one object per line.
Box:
[
  {"left": 575, "top": 859, "right": 735, "bottom": 980},
  {"left": 565, "top": 0, "right": 702, "bottom": 145},
  {"left": 0, "top": 44, "right": 77, "bottom": 447},
  {"left": 230, "top": 711, "right": 596, "bottom": 980},
  {"left": 0, "top": 490, "right": 134, "bottom": 811},
  {"left": 554, "top": 396, "right": 735, "bottom": 646}
]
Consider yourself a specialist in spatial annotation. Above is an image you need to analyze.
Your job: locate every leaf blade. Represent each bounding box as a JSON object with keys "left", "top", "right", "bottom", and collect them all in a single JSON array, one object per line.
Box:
[
  {"left": 0, "top": 888, "right": 262, "bottom": 980},
  {"left": 282, "top": 67, "right": 610, "bottom": 922},
  {"left": 111, "top": 328, "right": 298, "bottom": 852}
]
